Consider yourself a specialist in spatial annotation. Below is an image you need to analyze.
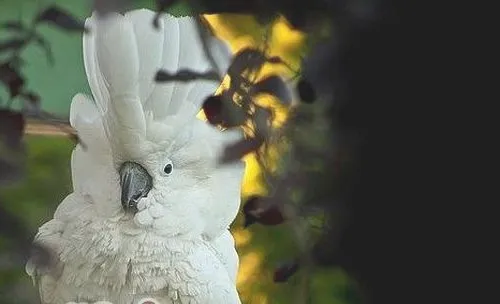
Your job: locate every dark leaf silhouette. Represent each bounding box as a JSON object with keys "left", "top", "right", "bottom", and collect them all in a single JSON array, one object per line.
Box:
[
  {"left": 33, "top": 34, "right": 55, "bottom": 65},
  {"left": 219, "top": 101, "right": 247, "bottom": 128},
  {"left": 0, "top": 38, "right": 25, "bottom": 53},
  {"left": 20, "top": 91, "right": 41, "bottom": 115},
  {"left": 0, "top": 159, "right": 24, "bottom": 185},
  {"left": 0, "top": 109, "right": 25, "bottom": 149},
  {"left": 0, "top": 21, "right": 26, "bottom": 32},
  {"left": 255, "top": 12, "right": 278, "bottom": 25},
  {"left": 297, "top": 79, "right": 316, "bottom": 103},
  {"left": 8, "top": 55, "right": 25, "bottom": 69},
  {"left": 156, "top": 0, "right": 177, "bottom": 10},
  {"left": 0, "top": 204, "right": 27, "bottom": 244},
  {"left": 93, "top": 0, "right": 131, "bottom": 15},
  {"left": 243, "top": 195, "right": 286, "bottom": 227},
  {"left": 36, "top": 6, "right": 88, "bottom": 33},
  {"left": 203, "top": 94, "right": 247, "bottom": 128},
  {"left": 268, "top": 56, "right": 285, "bottom": 64},
  {"left": 0, "top": 110, "right": 26, "bottom": 185},
  {"left": 21, "top": 91, "right": 41, "bottom": 103},
  {"left": 227, "top": 48, "right": 267, "bottom": 78},
  {"left": 0, "top": 63, "right": 25, "bottom": 98},
  {"left": 155, "top": 69, "right": 220, "bottom": 82},
  {"left": 251, "top": 75, "right": 292, "bottom": 105},
  {"left": 220, "top": 136, "right": 264, "bottom": 164},
  {"left": 156, "top": 0, "right": 177, "bottom": 12},
  {"left": 253, "top": 105, "right": 273, "bottom": 137},
  {"left": 273, "top": 260, "right": 300, "bottom": 282},
  {"left": 191, "top": 1, "right": 271, "bottom": 15},
  {"left": 0, "top": 203, "right": 47, "bottom": 263},
  {"left": 242, "top": 195, "right": 261, "bottom": 227},
  {"left": 202, "top": 95, "right": 223, "bottom": 125}
]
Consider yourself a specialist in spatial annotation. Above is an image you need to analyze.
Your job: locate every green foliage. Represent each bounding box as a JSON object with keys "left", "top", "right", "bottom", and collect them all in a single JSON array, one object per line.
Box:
[
  {"left": 166, "top": 1, "right": 194, "bottom": 16},
  {"left": 0, "top": 135, "right": 73, "bottom": 303},
  {"left": 130, "top": 0, "right": 194, "bottom": 16},
  {"left": 0, "top": 135, "right": 73, "bottom": 231}
]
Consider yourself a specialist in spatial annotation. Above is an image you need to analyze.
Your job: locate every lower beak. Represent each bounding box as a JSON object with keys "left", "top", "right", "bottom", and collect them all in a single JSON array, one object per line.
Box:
[{"left": 119, "top": 161, "right": 152, "bottom": 213}]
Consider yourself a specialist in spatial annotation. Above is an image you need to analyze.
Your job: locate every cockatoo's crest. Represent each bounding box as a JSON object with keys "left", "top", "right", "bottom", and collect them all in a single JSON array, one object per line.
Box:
[{"left": 82, "top": 9, "right": 232, "bottom": 161}]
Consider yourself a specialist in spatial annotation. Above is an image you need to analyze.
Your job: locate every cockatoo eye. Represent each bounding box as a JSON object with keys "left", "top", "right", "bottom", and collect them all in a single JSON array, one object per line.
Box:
[{"left": 163, "top": 161, "right": 173, "bottom": 175}]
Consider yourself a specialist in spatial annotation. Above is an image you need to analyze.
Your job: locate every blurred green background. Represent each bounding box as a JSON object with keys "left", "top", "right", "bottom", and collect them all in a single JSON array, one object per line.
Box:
[{"left": 1, "top": 1, "right": 359, "bottom": 303}]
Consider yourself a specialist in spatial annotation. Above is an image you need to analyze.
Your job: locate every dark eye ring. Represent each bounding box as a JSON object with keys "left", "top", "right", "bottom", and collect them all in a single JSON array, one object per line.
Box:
[{"left": 163, "top": 163, "right": 173, "bottom": 175}]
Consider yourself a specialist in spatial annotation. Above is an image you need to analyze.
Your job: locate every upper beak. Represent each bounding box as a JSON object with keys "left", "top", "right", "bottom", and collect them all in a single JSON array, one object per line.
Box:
[{"left": 119, "top": 161, "right": 152, "bottom": 213}]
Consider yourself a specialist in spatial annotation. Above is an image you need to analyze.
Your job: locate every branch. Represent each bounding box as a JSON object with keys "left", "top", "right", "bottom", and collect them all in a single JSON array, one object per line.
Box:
[{"left": 24, "top": 119, "right": 73, "bottom": 136}]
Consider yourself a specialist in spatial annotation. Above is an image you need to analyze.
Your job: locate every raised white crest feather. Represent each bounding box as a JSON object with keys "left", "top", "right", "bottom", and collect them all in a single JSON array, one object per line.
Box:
[{"left": 27, "top": 9, "right": 244, "bottom": 304}]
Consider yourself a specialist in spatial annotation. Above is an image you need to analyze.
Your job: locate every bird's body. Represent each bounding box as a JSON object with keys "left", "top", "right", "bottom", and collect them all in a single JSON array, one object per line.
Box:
[{"left": 26, "top": 9, "right": 244, "bottom": 304}]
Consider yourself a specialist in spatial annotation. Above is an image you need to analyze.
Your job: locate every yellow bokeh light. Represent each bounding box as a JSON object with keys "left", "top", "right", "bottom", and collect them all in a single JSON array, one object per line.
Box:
[
  {"left": 236, "top": 251, "right": 262, "bottom": 287},
  {"left": 233, "top": 227, "right": 252, "bottom": 247},
  {"left": 203, "top": 13, "right": 307, "bottom": 303}
]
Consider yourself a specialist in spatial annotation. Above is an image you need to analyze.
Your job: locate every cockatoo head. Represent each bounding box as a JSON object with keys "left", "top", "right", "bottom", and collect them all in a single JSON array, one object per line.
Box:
[{"left": 70, "top": 9, "right": 244, "bottom": 237}]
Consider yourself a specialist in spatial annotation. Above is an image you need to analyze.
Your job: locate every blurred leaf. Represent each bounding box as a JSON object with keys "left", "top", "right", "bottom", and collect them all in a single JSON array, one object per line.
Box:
[
  {"left": 243, "top": 195, "right": 285, "bottom": 227},
  {"left": 203, "top": 93, "right": 247, "bottom": 128},
  {"left": 0, "top": 110, "right": 26, "bottom": 185},
  {"left": 220, "top": 136, "right": 264, "bottom": 164},
  {"left": 274, "top": 260, "right": 300, "bottom": 282},
  {"left": 8, "top": 56, "right": 25, "bottom": 69},
  {"left": 192, "top": 0, "right": 266, "bottom": 14},
  {"left": 0, "top": 63, "right": 25, "bottom": 98},
  {"left": 167, "top": 1, "right": 193, "bottom": 16},
  {"left": 0, "top": 109, "right": 25, "bottom": 149},
  {"left": 251, "top": 75, "right": 292, "bottom": 105},
  {"left": 227, "top": 48, "right": 267, "bottom": 78},
  {"left": 0, "top": 21, "right": 26, "bottom": 32},
  {"left": 0, "top": 159, "right": 24, "bottom": 185},
  {"left": 20, "top": 92, "right": 41, "bottom": 116},
  {"left": 0, "top": 39, "right": 25, "bottom": 53},
  {"left": 93, "top": 0, "right": 132, "bottom": 15},
  {"left": 0, "top": 204, "right": 27, "bottom": 241},
  {"left": 253, "top": 105, "right": 273, "bottom": 137},
  {"left": 156, "top": 0, "right": 177, "bottom": 13},
  {"left": 297, "top": 79, "right": 316, "bottom": 103},
  {"left": 202, "top": 95, "right": 223, "bottom": 125},
  {"left": 268, "top": 56, "right": 286, "bottom": 64},
  {"left": 155, "top": 69, "right": 220, "bottom": 82},
  {"left": 36, "top": 6, "right": 88, "bottom": 33},
  {"left": 220, "top": 102, "right": 247, "bottom": 128},
  {"left": 33, "top": 34, "right": 55, "bottom": 65},
  {"left": 255, "top": 12, "right": 278, "bottom": 26}
]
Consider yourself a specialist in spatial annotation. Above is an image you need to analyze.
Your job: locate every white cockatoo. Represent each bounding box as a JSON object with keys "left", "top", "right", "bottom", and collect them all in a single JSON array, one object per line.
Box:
[{"left": 26, "top": 9, "right": 245, "bottom": 304}]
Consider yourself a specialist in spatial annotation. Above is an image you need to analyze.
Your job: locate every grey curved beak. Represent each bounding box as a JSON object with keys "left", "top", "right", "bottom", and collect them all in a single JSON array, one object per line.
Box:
[{"left": 119, "top": 161, "right": 152, "bottom": 213}]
